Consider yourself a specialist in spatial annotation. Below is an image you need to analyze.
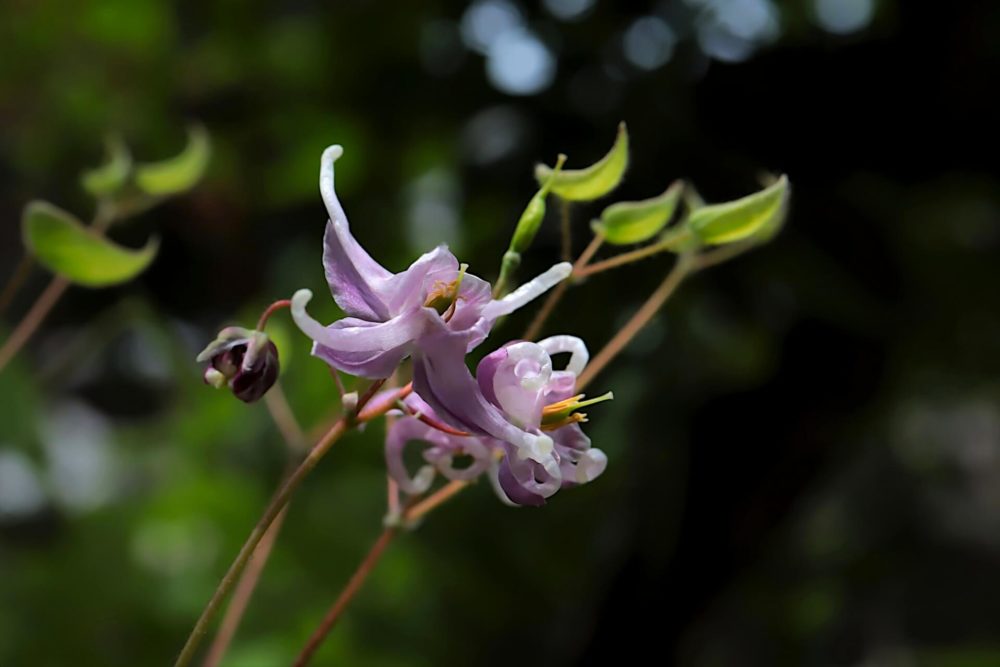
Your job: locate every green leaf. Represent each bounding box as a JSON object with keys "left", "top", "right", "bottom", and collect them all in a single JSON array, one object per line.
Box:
[
  {"left": 22, "top": 201, "right": 159, "bottom": 287},
  {"left": 534, "top": 122, "right": 628, "bottom": 201},
  {"left": 592, "top": 180, "right": 684, "bottom": 245},
  {"left": 81, "top": 134, "right": 132, "bottom": 197},
  {"left": 687, "top": 175, "right": 790, "bottom": 246},
  {"left": 134, "top": 124, "right": 210, "bottom": 196}
]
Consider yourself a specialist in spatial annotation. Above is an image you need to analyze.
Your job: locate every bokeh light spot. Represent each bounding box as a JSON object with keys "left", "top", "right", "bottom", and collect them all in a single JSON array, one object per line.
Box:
[{"left": 813, "top": 0, "right": 875, "bottom": 35}]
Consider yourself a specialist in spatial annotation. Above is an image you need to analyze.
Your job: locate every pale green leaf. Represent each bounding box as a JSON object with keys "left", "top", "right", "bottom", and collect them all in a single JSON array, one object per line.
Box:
[
  {"left": 134, "top": 124, "right": 210, "bottom": 196},
  {"left": 22, "top": 201, "right": 159, "bottom": 287},
  {"left": 81, "top": 134, "right": 132, "bottom": 197},
  {"left": 592, "top": 180, "right": 684, "bottom": 245},
  {"left": 534, "top": 122, "right": 628, "bottom": 201},
  {"left": 687, "top": 175, "right": 790, "bottom": 245}
]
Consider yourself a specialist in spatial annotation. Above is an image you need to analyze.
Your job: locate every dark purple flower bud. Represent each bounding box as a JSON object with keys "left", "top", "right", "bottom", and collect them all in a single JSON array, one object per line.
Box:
[{"left": 197, "top": 327, "right": 279, "bottom": 403}]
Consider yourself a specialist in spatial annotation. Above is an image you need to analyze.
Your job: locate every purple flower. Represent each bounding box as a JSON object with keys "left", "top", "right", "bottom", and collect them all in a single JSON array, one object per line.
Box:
[
  {"left": 197, "top": 327, "right": 280, "bottom": 403},
  {"left": 409, "top": 332, "right": 609, "bottom": 505},
  {"left": 384, "top": 394, "right": 495, "bottom": 495},
  {"left": 290, "top": 145, "right": 571, "bottom": 379}
]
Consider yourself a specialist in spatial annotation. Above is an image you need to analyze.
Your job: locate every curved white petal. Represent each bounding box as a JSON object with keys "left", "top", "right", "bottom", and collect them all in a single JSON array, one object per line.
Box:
[
  {"left": 291, "top": 289, "right": 425, "bottom": 353},
  {"left": 481, "top": 262, "right": 572, "bottom": 321},
  {"left": 536, "top": 335, "right": 589, "bottom": 377}
]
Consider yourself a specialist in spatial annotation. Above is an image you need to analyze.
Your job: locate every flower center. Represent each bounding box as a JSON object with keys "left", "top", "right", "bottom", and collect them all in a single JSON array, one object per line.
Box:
[
  {"left": 539, "top": 391, "right": 614, "bottom": 431},
  {"left": 423, "top": 264, "right": 468, "bottom": 320}
]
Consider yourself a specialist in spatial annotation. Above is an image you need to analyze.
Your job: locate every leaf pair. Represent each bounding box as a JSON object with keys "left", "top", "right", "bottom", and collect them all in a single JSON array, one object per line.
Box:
[
  {"left": 533, "top": 121, "right": 789, "bottom": 249},
  {"left": 596, "top": 175, "right": 790, "bottom": 248},
  {"left": 81, "top": 124, "right": 211, "bottom": 199},
  {"left": 23, "top": 125, "right": 211, "bottom": 288}
]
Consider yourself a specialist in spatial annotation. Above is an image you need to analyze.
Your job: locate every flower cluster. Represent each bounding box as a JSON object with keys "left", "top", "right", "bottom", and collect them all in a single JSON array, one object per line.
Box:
[{"left": 288, "top": 145, "right": 610, "bottom": 505}]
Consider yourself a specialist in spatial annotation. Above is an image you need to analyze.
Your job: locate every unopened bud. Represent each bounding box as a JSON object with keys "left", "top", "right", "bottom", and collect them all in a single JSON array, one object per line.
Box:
[{"left": 196, "top": 327, "right": 280, "bottom": 403}]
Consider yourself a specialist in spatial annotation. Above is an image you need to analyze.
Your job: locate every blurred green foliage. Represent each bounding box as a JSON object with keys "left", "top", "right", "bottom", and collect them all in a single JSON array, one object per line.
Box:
[{"left": 2, "top": 1, "right": 1000, "bottom": 666}]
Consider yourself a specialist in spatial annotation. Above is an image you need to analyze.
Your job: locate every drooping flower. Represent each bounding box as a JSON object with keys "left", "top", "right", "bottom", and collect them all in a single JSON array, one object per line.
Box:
[
  {"left": 384, "top": 394, "right": 495, "bottom": 496},
  {"left": 290, "top": 145, "right": 571, "bottom": 379},
  {"left": 408, "top": 331, "right": 610, "bottom": 505},
  {"left": 197, "top": 327, "right": 280, "bottom": 403}
]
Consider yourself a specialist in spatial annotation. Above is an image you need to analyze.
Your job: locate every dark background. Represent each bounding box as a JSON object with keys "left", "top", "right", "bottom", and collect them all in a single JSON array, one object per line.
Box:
[{"left": 2, "top": 1, "right": 999, "bottom": 665}]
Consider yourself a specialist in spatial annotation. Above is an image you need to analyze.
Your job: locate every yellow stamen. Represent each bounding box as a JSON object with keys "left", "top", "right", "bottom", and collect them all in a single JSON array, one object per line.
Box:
[
  {"left": 540, "top": 391, "right": 614, "bottom": 431},
  {"left": 423, "top": 264, "right": 469, "bottom": 321}
]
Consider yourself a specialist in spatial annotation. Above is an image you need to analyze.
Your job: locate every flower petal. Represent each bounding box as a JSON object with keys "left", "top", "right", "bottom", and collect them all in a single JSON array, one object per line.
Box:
[
  {"left": 320, "top": 146, "right": 394, "bottom": 321},
  {"left": 384, "top": 417, "right": 444, "bottom": 495},
  {"left": 412, "top": 329, "right": 557, "bottom": 469},
  {"left": 497, "top": 442, "right": 562, "bottom": 505},
  {"left": 383, "top": 245, "right": 458, "bottom": 314},
  {"left": 536, "top": 335, "right": 589, "bottom": 377},
  {"left": 554, "top": 424, "right": 608, "bottom": 486},
  {"left": 424, "top": 435, "right": 494, "bottom": 481},
  {"left": 291, "top": 289, "right": 424, "bottom": 378},
  {"left": 481, "top": 262, "right": 572, "bottom": 321},
  {"left": 476, "top": 342, "right": 551, "bottom": 429}
]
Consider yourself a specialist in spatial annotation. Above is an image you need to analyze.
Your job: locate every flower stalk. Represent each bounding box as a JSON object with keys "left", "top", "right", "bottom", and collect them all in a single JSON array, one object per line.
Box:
[{"left": 173, "top": 378, "right": 401, "bottom": 667}]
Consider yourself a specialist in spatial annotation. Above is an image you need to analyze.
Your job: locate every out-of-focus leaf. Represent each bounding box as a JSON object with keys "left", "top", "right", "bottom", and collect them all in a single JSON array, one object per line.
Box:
[
  {"left": 134, "top": 124, "right": 210, "bottom": 196},
  {"left": 534, "top": 122, "right": 628, "bottom": 201},
  {"left": 81, "top": 134, "right": 132, "bottom": 197},
  {"left": 592, "top": 180, "right": 684, "bottom": 245},
  {"left": 22, "top": 201, "right": 158, "bottom": 287},
  {"left": 687, "top": 175, "right": 790, "bottom": 245}
]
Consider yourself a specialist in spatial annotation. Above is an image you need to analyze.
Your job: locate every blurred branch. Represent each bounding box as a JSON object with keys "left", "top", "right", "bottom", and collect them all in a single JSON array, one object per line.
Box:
[
  {"left": 576, "top": 255, "right": 693, "bottom": 391},
  {"left": 173, "top": 378, "right": 393, "bottom": 667},
  {"left": 0, "top": 275, "right": 70, "bottom": 374},
  {"left": 0, "top": 255, "right": 34, "bottom": 316},
  {"left": 560, "top": 199, "right": 572, "bottom": 262},
  {"left": 201, "top": 381, "right": 306, "bottom": 667},
  {"left": 201, "top": 506, "right": 289, "bottom": 667},
  {"left": 291, "top": 527, "right": 399, "bottom": 667},
  {"left": 523, "top": 233, "right": 604, "bottom": 340}
]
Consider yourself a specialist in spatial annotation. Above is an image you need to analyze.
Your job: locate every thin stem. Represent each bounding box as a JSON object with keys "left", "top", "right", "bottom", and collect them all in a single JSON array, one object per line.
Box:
[
  {"left": 522, "top": 233, "right": 604, "bottom": 341},
  {"left": 576, "top": 256, "right": 694, "bottom": 392},
  {"left": 173, "top": 379, "right": 390, "bottom": 667},
  {"left": 256, "top": 299, "right": 292, "bottom": 331},
  {"left": 383, "top": 373, "right": 401, "bottom": 518},
  {"left": 263, "top": 383, "right": 307, "bottom": 453},
  {"left": 0, "top": 255, "right": 34, "bottom": 316},
  {"left": 200, "top": 506, "right": 289, "bottom": 667},
  {"left": 691, "top": 240, "right": 757, "bottom": 271},
  {"left": 0, "top": 275, "right": 69, "bottom": 375},
  {"left": 201, "top": 382, "right": 307, "bottom": 667},
  {"left": 405, "top": 479, "right": 468, "bottom": 522},
  {"left": 0, "top": 199, "right": 120, "bottom": 374},
  {"left": 560, "top": 199, "right": 572, "bottom": 262},
  {"left": 291, "top": 527, "right": 399, "bottom": 667},
  {"left": 573, "top": 230, "right": 690, "bottom": 279},
  {"left": 173, "top": 418, "right": 348, "bottom": 667}
]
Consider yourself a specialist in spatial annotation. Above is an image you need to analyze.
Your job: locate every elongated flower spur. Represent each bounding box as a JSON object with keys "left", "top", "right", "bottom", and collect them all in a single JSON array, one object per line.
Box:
[{"left": 290, "top": 145, "right": 572, "bottom": 378}]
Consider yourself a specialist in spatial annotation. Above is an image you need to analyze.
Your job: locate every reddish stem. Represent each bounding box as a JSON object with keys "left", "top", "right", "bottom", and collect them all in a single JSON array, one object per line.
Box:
[{"left": 256, "top": 299, "right": 292, "bottom": 331}]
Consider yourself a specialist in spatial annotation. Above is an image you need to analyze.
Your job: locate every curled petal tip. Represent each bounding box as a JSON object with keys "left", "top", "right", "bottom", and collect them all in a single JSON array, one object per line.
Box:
[
  {"left": 291, "top": 288, "right": 314, "bottom": 309},
  {"left": 323, "top": 145, "right": 344, "bottom": 163},
  {"left": 290, "top": 288, "right": 330, "bottom": 343}
]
